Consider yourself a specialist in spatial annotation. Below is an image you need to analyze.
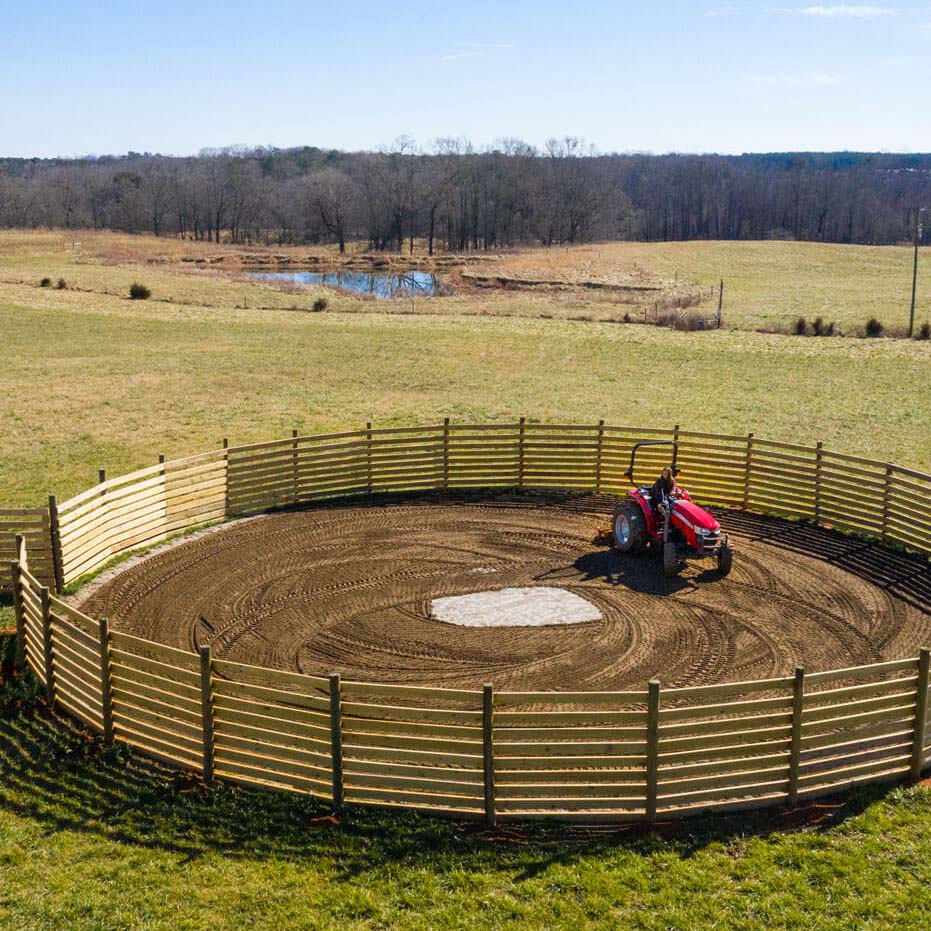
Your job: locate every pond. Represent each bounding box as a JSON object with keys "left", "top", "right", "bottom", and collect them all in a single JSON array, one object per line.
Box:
[{"left": 247, "top": 269, "right": 449, "bottom": 299}]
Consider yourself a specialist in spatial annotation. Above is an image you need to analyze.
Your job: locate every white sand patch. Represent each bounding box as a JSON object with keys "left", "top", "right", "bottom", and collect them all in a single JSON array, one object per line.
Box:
[{"left": 431, "top": 587, "right": 602, "bottom": 628}]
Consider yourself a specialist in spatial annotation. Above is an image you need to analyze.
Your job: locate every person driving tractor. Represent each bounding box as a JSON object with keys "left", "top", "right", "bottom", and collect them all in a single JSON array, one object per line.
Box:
[
  {"left": 651, "top": 466, "right": 679, "bottom": 528},
  {"left": 652, "top": 466, "right": 677, "bottom": 503}
]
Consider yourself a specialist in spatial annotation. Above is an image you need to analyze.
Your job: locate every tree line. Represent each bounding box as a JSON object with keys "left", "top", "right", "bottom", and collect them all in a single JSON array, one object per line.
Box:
[{"left": 1, "top": 139, "right": 928, "bottom": 251}]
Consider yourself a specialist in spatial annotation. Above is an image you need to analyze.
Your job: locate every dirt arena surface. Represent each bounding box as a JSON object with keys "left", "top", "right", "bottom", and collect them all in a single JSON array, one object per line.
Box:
[{"left": 79, "top": 493, "right": 931, "bottom": 691}]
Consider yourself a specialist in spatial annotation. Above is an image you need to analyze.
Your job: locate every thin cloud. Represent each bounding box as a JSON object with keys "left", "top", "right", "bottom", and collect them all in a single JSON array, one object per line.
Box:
[
  {"left": 455, "top": 42, "right": 515, "bottom": 49},
  {"left": 745, "top": 71, "right": 848, "bottom": 85},
  {"left": 789, "top": 5, "right": 896, "bottom": 16},
  {"left": 440, "top": 51, "right": 486, "bottom": 62}
]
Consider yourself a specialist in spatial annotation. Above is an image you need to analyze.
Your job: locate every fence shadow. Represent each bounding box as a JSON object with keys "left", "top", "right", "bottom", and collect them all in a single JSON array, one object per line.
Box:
[{"left": 0, "top": 688, "right": 900, "bottom": 882}]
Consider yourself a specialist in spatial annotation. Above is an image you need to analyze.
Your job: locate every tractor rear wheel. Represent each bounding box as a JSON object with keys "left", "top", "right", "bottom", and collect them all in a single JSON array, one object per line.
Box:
[
  {"left": 717, "top": 539, "right": 734, "bottom": 577},
  {"left": 662, "top": 539, "right": 681, "bottom": 577},
  {"left": 613, "top": 500, "right": 647, "bottom": 554}
]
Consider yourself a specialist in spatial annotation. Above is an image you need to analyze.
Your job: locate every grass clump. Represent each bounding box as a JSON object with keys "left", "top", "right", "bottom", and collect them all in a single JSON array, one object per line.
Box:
[
  {"left": 129, "top": 282, "right": 151, "bottom": 300},
  {"left": 311, "top": 296, "right": 329, "bottom": 312},
  {"left": 56, "top": 278, "right": 67, "bottom": 290},
  {"left": 39, "top": 277, "right": 51, "bottom": 288},
  {"left": 794, "top": 317, "right": 808, "bottom": 335},
  {"left": 865, "top": 318, "right": 884, "bottom": 338},
  {"left": 917, "top": 321, "right": 930, "bottom": 341},
  {"left": 812, "top": 317, "right": 836, "bottom": 337}
]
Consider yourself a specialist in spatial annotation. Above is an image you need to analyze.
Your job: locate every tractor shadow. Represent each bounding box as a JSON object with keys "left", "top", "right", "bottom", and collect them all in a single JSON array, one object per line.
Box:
[{"left": 566, "top": 547, "right": 717, "bottom": 596}]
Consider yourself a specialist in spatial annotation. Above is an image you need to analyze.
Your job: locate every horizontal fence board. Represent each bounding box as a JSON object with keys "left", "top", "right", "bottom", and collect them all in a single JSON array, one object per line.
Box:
[
  {"left": 213, "top": 759, "right": 330, "bottom": 794},
  {"left": 213, "top": 678, "right": 330, "bottom": 713},
  {"left": 344, "top": 770, "right": 485, "bottom": 798},
  {"left": 343, "top": 785, "right": 484, "bottom": 811},
  {"left": 110, "top": 664, "right": 201, "bottom": 703},
  {"left": 214, "top": 733, "right": 331, "bottom": 786},
  {"left": 110, "top": 648, "right": 200, "bottom": 685},
  {"left": 110, "top": 679, "right": 202, "bottom": 719},
  {"left": 212, "top": 695, "right": 330, "bottom": 738},
  {"left": 113, "top": 719, "right": 203, "bottom": 765},
  {"left": 494, "top": 767, "right": 644, "bottom": 785}
]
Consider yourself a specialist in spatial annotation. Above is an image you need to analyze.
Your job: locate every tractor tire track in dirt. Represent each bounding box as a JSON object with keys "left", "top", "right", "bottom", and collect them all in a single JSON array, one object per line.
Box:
[{"left": 79, "top": 492, "right": 931, "bottom": 691}]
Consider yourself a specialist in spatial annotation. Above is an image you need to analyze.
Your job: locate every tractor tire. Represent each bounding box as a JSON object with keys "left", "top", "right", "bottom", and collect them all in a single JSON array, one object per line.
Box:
[
  {"left": 613, "top": 500, "right": 647, "bottom": 554},
  {"left": 717, "top": 539, "right": 734, "bottom": 577},
  {"left": 662, "top": 539, "right": 681, "bottom": 578}
]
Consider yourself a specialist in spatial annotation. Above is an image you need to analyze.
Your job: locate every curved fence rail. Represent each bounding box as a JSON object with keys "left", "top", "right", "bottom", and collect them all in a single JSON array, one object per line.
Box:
[{"left": 7, "top": 422, "right": 931, "bottom": 824}]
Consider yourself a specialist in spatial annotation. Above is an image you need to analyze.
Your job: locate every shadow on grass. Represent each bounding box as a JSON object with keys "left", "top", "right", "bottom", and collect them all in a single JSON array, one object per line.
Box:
[{"left": 0, "top": 646, "right": 902, "bottom": 885}]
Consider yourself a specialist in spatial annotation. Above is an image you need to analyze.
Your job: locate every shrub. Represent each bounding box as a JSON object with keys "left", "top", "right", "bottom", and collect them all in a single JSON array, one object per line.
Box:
[
  {"left": 39, "top": 277, "right": 51, "bottom": 288},
  {"left": 865, "top": 318, "right": 884, "bottom": 338},
  {"left": 56, "top": 278, "right": 67, "bottom": 290},
  {"left": 311, "top": 297, "right": 328, "bottom": 312},
  {"left": 917, "top": 322, "right": 931, "bottom": 341},
  {"left": 129, "top": 283, "right": 151, "bottom": 300},
  {"left": 812, "top": 317, "right": 836, "bottom": 337},
  {"left": 622, "top": 312, "right": 632, "bottom": 323},
  {"left": 823, "top": 321, "right": 836, "bottom": 336},
  {"left": 794, "top": 317, "right": 808, "bottom": 335}
]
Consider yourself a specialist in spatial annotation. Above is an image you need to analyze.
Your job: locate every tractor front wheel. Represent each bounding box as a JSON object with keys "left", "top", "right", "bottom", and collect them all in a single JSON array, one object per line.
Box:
[
  {"left": 662, "top": 540, "right": 681, "bottom": 578},
  {"left": 717, "top": 539, "right": 734, "bottom": 577},
  {"left": 613, "top": 500, "right": 647, "bottom": 554}
]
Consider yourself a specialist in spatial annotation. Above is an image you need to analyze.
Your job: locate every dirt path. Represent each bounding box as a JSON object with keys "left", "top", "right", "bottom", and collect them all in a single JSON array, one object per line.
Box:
[{"left": 78, "top": 493, "right": 931, "bottom": 691}]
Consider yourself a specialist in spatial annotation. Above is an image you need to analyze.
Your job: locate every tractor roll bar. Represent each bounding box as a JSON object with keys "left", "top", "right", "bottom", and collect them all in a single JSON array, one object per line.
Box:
[{"left": 625, "top": 440, "right": 680, "bottom": 484}]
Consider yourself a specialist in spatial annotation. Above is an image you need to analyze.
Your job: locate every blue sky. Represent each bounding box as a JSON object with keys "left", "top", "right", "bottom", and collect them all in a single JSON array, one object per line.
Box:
[{"left": 2, "top": 0, "right": 929, "bottom": 157}]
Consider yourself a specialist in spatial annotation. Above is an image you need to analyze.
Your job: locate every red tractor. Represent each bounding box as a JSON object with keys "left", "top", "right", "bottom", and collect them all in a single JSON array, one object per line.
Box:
[{"left": 612, "top": 440, "right": 733, "bottom": 578}]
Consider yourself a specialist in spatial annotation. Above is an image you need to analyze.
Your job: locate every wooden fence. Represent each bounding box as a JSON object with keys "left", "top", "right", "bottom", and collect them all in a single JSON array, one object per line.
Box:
[
  {"left": 0, "top": 507, "right": 55, "bottom": 592},
  {"left": 6, "top": 422, "right": 931, "bottom": 823}
]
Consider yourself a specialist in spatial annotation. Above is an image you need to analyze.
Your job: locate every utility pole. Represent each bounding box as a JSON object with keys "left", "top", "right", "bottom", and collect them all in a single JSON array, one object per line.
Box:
[{"left": 910, "top": 207, "right": 923, "bottom": 338}]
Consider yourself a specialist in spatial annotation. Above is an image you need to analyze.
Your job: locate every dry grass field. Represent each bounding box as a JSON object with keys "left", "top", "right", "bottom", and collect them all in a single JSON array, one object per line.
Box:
[
  {"left": 0, "top": 230, "right": 929, "bottom": 507},
  {"left": 4, "top": 231, "right": 928, "bottom": 332}
]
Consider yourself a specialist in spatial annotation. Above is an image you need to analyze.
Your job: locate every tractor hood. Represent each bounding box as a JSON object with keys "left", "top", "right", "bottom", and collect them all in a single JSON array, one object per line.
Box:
[{"left": 672, "top": 499, "right": 720, "bottom": 533}]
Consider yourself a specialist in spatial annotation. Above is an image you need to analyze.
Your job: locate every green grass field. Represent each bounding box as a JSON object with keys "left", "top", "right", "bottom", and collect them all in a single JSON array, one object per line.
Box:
[
  {"left": 0, "top": 233, "right": 929, "bottom": 506},
  {"left": 1, "top": 230, "right": 931, "bottom": 929},
  {"left": 2, "top": 677, "right": 931, "bottom": 931}
]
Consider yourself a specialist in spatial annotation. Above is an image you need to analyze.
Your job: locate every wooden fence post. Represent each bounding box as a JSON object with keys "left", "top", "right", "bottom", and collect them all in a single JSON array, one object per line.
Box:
[
  {"left": 40, "top": 586, "right": 54, "bottom": 703},
  {"left": 47, "top": 494, "right": 65, "bottom": 594},
  {"left": 99, "top": 617, "right": 114, "bottom": 745},
  {"left": 292, "top": 429, "right": 300, "bottom": 505},
  {"left": 222, "top": 439, "right": 231, "bottom": 517},
  {"left": 594, "top": 419, "right": 605, "bottom": 493},
  {"left": 329, "top": 672, "right": 344, "bottom": 813},
  {"left": 788, "top": 666, "right": 805, "bottom": 807},
  {"left": 911, "top": 649, "right": 930, "bottom": 782},
  {"left": 442, "top": 418, "right": 450, "bottom": 491},
  {"left": 814, "top": 442, "right": 824, "bottom": 525},
  {"left": 10, "top": 534, "right": 26, "bottom": 669},
  {"left": 199, "top": 645, "right": 215, "bottom": 784},
  {"left": 742, "top": 433, "right": 755, "bottom": 509},
  {"left": 482, "top": 683, "right": 496, "bottom": 827},
  {"left": 365, "top": 423, "right": 373, "bottom": 495},
  {"left": 881, "top": 465, "right": 894, "bottom": 542},
  {"left": 517, "top": 417, "right": 526, "bottom": 489},
  {"left": 646, "top": 679, "right": 660, "bottom": 820}
]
